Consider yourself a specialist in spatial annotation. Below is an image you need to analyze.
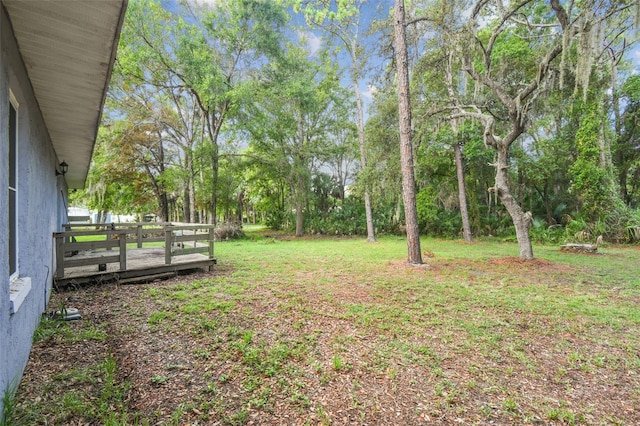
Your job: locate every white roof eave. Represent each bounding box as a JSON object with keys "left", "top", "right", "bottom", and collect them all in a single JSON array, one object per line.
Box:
[{"left": 3, "top": 0, "right": 127, "bottom": 188}]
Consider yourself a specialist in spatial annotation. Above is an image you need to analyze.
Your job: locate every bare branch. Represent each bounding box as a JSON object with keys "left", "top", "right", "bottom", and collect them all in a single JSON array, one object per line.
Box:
[
  {"left": 462, "top": 52, "right": 514, "bottom": 111},
  {"left": 484, "top": 0, "right": 532, "bottom": 70},
  {"left": 550, "top": 0, "right": 570, "bottom": 30},
  {"left": 518, "top": 43, "right": 563, "bottom": 102}
]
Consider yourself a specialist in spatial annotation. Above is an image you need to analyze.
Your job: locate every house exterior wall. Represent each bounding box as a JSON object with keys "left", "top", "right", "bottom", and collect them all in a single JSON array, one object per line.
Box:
[{"left": 0, "top": 6, "right": 66, "bottom": 417}]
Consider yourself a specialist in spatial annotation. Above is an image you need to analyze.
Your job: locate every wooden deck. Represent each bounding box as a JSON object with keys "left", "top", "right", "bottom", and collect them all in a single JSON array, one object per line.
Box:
[
  {"left": 53, "top": 223, "right": 216, "bottom": 288},
  {"left": 55, "top": 247, "right": 215, "bottom": 288}
]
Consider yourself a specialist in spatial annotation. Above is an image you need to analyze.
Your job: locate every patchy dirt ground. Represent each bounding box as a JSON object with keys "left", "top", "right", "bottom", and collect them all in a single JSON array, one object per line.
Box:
[{"left": 10, "top": 251, "right": 640, "bottom": 425}]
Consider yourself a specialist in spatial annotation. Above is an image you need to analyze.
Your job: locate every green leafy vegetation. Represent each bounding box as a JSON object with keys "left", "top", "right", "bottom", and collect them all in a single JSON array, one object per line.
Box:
[
  {"left": 10, "top": 356, "right": 133, "bottom": 425},
  {"left": 68, "top": 0, "right": 639, "bottom": 260}
]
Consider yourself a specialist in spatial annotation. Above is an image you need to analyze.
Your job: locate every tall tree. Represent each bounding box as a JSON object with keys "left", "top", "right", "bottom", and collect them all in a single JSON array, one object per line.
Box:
[
  {"left": 245, "top": 46, "right": 352, "bottom": 236},
  {"left": 298, "top": 0, "right": 379, "bottom": 241},
  {"left": 452, "top": 126, "right": 473, "bottom": 242},
  {"left": 115, "top": 0, "right": 287, "bottom": 224},
  {"left": 394, "top": 0, "right": 423, "bottom": 264},
  {"left": 421, "top": 0, "right": 639, "bottom": 258},
  {"left": 617, "top": 75, "right": 640, "bottom": 207},
  {"left": 364, "top": 87, "right": 405, "bottom": 233},
  {"left": 157, "top": 90, "right": 204, "bottom": 223},
  {"left": 443, "top": 45, "right": 473, "bottom": 242}
]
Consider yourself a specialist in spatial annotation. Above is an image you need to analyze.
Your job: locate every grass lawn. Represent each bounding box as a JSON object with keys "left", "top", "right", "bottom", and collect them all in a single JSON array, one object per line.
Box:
[{"left": 7, "top": 234, "right": 640, "bottom": 425}]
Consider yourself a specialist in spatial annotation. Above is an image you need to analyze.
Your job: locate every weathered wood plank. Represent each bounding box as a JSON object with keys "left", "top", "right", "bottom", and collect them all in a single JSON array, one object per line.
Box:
[
  {"left": 135, "top": 237, "right": 165, "bottom": 244},
  {"left": 119, "top": 233, "right": 127, "bottom": 271},
  {"left": 65, "top": 240, "right": 120, "bottom": 251},
  {"left": 168, "top": 224, "right": 216, "bottom": 231},
  {"left": 165, "top": 230, "right": 172, "bottom": 265},
  {"left": 117, "top": 272, "right": 177, "bottom": 285},
  {"left": 64, "top": 254, "right": 122, "bottom": 268},
  {"left": 173, "top": 234, "right": 210, "bottom": 243},
  {"left": 172, "top": 246, "right": 209, "bottom": 256},
  {"left": 54, "top": 230, "right": 128, "bottom": 238}
]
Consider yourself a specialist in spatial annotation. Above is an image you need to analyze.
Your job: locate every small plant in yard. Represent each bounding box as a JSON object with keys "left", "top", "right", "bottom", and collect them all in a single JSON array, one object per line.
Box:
[
  {"left": 248, "top": 388, "right": 272, "bottom": 409},
  {"left": 332, "top": 354, "right": 344, "bottom": 371},
  {"left": 547, "top": 406, "right": 576, "bottom": 424},
  {"left": 1, "top": 382, "right": 18, "bottom": 426},
  {"left": 170, "top": 404, "right": 186, "bottom": 425},
  {"left": 32, "top": 316, "right": 67, "bottom": 343},
  {"left": 8, "top": 353, "right": 133, "bottom": 424},
  {"left": 503, "top": 397, "right": 518, "bottom": 413},
  {"left": 291, "top": 390, "right": 310, "bottom": 408},
  {"left": 225, "top": 408, "right": 249, "bottom": 425},
  {"left": 151, "top": 375, "right": 168, "bottom": 386},
  {"left": 148, "top": 311, "right": 172, "bottom": 326},
  {"left": 315, "top": 404, "right": 331, "bottom": 425},
  {"left": 242, "top": 376, "right": 261, "bottom": 392},
  {"left": 480, "top": 403, "right": 493, "bottom": 418},
  {"left": 204, "top": 382, "right": 216, "bottom": 394},
  {"left": 193, "top": 348, "right": 211, "bottom": 359}
]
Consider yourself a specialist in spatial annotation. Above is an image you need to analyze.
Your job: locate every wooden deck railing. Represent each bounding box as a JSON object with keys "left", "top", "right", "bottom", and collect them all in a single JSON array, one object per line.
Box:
[{"left": 54, "top": 222, "right": 215, "bottom": 279}]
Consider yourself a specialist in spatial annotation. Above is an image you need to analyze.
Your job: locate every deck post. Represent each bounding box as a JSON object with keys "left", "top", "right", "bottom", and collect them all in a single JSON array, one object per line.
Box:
[
  {"left": 208, "top": 227, "right": 214, "bottom": 271},
  {"left": 208, "top": 228, "right": 214, "bottom": 257},
  {"left": 136, "top": 224, "right": 143, "bottom": 248},
  {"left": 106, "top": 223, "right": 114, "bottom": 251},
  {"left": 54, "top": 233, "right": 65, "bottom": 279},
  {"left": 119, "top": 232, "right": 127, "bottom": 271},
  {"left": 164, "top": 227, "right": 172, "bottom": 265}
]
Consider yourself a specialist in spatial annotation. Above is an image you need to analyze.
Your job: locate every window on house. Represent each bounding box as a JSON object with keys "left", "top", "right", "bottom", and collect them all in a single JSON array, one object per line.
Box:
[{"left": 9, "top": 94, "right": 17, "bottom": 279}]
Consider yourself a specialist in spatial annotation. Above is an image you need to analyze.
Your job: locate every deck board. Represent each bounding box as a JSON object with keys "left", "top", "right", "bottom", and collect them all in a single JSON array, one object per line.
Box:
[{"left": 54, "top": 247, "right": 216, "bottom": 288}]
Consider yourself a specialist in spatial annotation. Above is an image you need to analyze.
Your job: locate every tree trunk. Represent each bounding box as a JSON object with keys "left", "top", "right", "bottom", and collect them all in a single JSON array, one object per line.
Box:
[
  {"left": 237, "top": 190, "right": 244, "bottom": 224},
  {"left": 294, "top": 113, "right": 307, "bottom": 237},
  {"left": 446, "top": 55, "right": 471, "bottom": 242},
  {"left": 363, "top": 191, "right": 375, "bottom": 240},
  {"left": 158, "top": 193, "right": 169, "bottom": 223},
  {"left": 394, "top": 0, "right": 422, "bottom": 264},
  {"left": 294, "top": 172, "right": 305, "bottom": 237},
  {"left": 203, "top": 106, "right": 225, "bottom": 226},
  {"left": 353, "top": 61, "right": 376, "bottom": 243},
  {"left": 188, "top": 156, "right": 196, "bottom": 223},
  {"left": 454, "top": 142, "right": 472, "bottom": 242},
  {"left": 495, "top": 146, "right": 534, "bottom": 259},
  {"left": 611, "top": 54, "right": 629, "bottom": 203},
  {"left": 542, "top": 182, "right": 554, "bottom": 225},
  {"left": 295, "top": 200, "right": 304, "bottom": 237},
  {"left": 183, "top": 187, "right": 190, "bottom": 222},
  {"left": 209, "top": 143, "right": 218, "bottom": 225},
  {"left": 148, "top": 134, "right": 169, "bottom": 223}
]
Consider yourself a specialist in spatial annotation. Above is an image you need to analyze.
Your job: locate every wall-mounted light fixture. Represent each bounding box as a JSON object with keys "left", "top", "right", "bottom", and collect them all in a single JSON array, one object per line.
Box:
[{"left": 55, "top": 161, "right": 68, "bottom": 176}]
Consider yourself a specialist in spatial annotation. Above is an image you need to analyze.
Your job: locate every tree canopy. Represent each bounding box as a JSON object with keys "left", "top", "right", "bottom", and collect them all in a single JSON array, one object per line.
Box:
[{"left": 74, "top": 0, "right": 640, "bottom": 259}]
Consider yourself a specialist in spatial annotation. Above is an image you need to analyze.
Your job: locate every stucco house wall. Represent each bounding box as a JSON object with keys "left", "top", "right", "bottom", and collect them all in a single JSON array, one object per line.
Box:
[
  {"left": 0, "top": 1, "right": 125, "bottom": 419},
  {"left": 0, "top": 5, "right": 67, "bottom": 415}
]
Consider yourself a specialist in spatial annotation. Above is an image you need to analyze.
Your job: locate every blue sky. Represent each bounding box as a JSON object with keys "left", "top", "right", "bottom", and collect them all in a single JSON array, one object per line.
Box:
[{"left": 158, "top": 0, "right": 639, "bottom": 106}]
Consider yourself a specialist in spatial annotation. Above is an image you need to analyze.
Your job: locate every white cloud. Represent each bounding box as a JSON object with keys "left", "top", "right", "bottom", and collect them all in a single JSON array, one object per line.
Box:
[
  {"left": 361, "top": 84, "right": 377, "bottom": 100},
  {"left": 297, "top": 30, "right": 322, "bottom": 57},
  {"left": 632, "top": 46, "right": 640, "bottom": 73},
  {"left": 183, "top": 0, "right": 217, "bottom": 9}
]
